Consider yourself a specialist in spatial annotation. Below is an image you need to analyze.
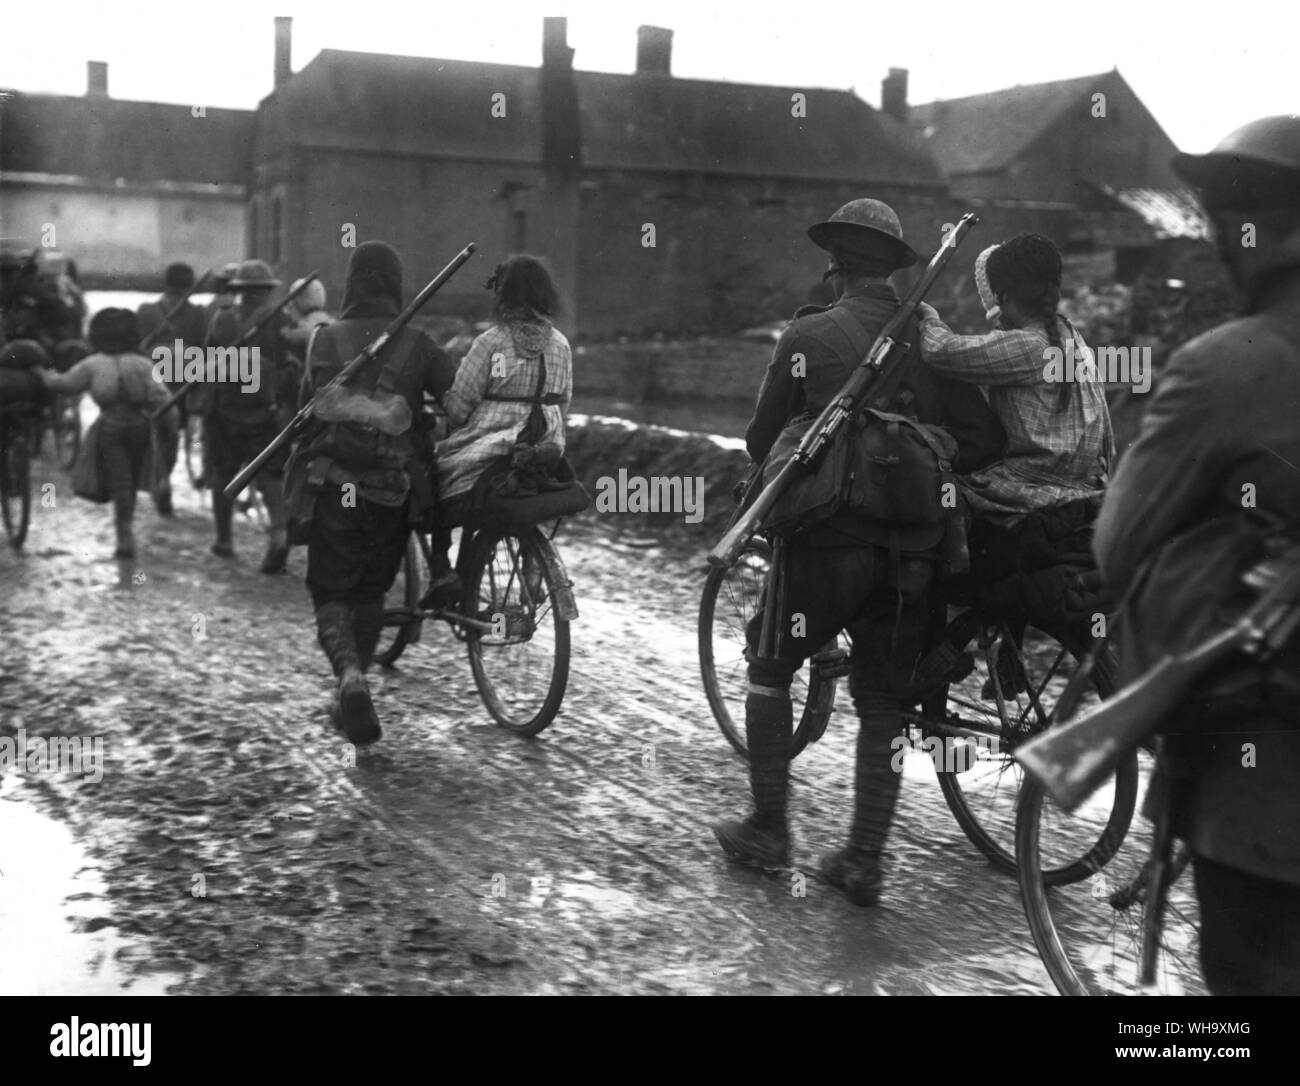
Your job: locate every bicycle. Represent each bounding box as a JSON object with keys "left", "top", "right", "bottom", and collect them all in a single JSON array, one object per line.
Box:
[
  {"left": 375, "top": 516, "right": 578, "bottom": 737},
  {"left": 0, "top": 400, "right": 39, "bottom": 549},
  {"left": 1016, "top": 732, "right": 1204, "bottom": 996},
  {"left": 700, "top": 536, "right": 1134, "bottom": 882}
]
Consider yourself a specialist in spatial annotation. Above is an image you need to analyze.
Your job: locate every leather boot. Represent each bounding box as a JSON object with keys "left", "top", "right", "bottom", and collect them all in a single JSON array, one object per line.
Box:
[
  {"left": 260, "top": 528, "right": 289, "bottom": 574},
  {"left": 712, "top": 687, "right": 793, "bottom": 866},
  {"left": 820, "top": 702, "right": 901, "bottom": 906},
  {"left": 212, "top": 486, "right": 235, "bottom": 558},
  {"left": 315, "top": 601, "right": 381, "bottom": 744}
]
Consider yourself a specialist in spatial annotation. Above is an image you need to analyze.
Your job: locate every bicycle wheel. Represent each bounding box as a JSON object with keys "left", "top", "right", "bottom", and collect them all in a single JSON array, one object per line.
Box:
[
  {"left": 698, "top": 536, "right": 838, "bottom": 758},
  {"left": 52, "top": 394, "right": 80, "bottom": 470},
  {"left": 1017, "top": 750, "right": 1205, "bottom": 995},
  {"left": 375, "top": 533, "right": 423, "bottom": 668},
  {"left": 912, "top": 622, "right": 1135, "bottom": 881},
  {"left": 1, "top": 415, "right": 33, "bottom": 549},
  {"left": 464, "top": 525, "right": 572, "bottom": 736}
]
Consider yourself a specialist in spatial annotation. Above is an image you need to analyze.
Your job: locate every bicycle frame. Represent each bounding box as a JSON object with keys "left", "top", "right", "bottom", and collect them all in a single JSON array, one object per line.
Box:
[{"left": 404, "top": 520, "right": 580, "bottom": 631}]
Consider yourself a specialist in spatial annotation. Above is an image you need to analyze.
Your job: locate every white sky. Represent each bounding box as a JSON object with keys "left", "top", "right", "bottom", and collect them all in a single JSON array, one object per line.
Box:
[{"left": 1, "top": 0, "right": 1294, "bottom": 153}]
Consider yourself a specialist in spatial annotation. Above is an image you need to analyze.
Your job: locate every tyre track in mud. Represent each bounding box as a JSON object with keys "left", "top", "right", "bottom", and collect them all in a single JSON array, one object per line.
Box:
[
  {"left": 1, "top": 467, "right": 1059, "bottom": 994},
  {"left": 368, "top": 525, "right": 1058, "bottom": 993}
]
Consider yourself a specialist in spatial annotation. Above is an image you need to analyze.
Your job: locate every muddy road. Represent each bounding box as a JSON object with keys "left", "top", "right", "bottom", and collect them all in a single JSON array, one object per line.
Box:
[{"left": 0, "top": 438, "right": 1068, "bottom": 996}]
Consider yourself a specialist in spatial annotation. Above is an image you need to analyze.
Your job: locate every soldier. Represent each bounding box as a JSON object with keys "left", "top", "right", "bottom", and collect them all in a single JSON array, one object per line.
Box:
[
  {"left": 1093, "top": 115, "right": 1300, "bottom": 995},
  {"left": 201, "top": 262, "right": 241, "bottom": 345},
  {"left": 137, "top": 262, "right": 209, "bottom": 515},
  {"left": 711, "top": 200, "right": 1004, "bottom": 905},
  {"left": 0, "top": 249, "right": 40, "bottom": 342},
  {"left": 138, "top": 262, "right": 208, "bottom": 354},
  {"left": 199, "top": 259, "right": 297, "bottom": 572},
  {"left": 288, "top": 241, "right": 455, "bottom": 744},
  {"left": 281, "top": 276, "right": 334, "bottom": 360}
]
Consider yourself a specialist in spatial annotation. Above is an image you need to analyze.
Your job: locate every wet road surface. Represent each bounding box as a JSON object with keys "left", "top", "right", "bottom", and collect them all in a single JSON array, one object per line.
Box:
[{"left": 3, "top": 435, "right": 1082, "bottom": 997}]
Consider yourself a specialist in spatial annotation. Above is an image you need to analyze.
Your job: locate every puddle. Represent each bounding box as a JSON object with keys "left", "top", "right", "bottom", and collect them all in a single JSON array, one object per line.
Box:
[
  {"left": 523, "top": 871, "right": 641, "bottom": 919},
  {"left": 0, "top": 782, "right": 183, "bottom": 995}
]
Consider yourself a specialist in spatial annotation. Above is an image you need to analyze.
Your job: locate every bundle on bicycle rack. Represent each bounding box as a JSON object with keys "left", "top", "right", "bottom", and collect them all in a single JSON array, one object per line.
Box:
[
  {"left": 0, "top": 340, "right": 52, "bottom": 407},
  {"left": 961, "top": 497, "right": 1114, "bottom": 633},
  {"left": 463, "top": 443, "right": 590, "bottom": 528}
]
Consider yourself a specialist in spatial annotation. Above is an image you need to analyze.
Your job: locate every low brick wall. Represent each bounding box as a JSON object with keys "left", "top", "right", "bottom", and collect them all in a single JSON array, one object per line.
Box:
[
  {"left": 560, "top": 384, "right": 1150, "bottom": 545},
  {"left": 564, "top": 414, "right": 751, "bottom": 542}
]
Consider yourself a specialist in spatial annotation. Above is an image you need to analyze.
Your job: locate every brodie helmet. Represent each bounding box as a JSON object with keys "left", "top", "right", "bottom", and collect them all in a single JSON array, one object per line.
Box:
[
  {"left": 230, "top": 259, "right": 280, "bottom": 288},
  {"left": 807, "top": 198, "right": 920, "bottom": 269},
  {"left": 1173, "top": 114, "right": 1300, "bottom": 208},
  {"left": 213, "top": 262, "right": 241, "bottom": 286}
]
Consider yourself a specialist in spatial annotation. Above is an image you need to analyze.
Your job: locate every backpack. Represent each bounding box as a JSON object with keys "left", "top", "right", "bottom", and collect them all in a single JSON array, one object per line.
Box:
[
  {"left": 761, "top": 306, "right": 964, "bottom": 563},
  {"left": 284, "top": 324, "right": 433, "bottom": 542}
]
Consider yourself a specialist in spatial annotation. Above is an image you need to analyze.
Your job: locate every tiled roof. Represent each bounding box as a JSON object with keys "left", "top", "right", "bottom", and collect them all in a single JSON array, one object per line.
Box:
[
  {"left": 0, "top": 92, "right": 253, "bottom": 186},
  {"left": 909, "top": 72, "right": 1112, "bottom": 175},
  {"left": 1098, "top": 185, "right": 1211, "bottom": 240},
  {"left": 256, "top": 49, "right": 944, "bottom": 186}
]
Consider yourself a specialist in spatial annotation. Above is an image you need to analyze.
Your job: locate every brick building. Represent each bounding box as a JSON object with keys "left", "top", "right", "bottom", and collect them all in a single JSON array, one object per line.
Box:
[
  {"left": 906, "top": 69, "right": 1207, "bottom": 285},
  {"left": 251, "top": 18, "right": 950, "bottom": 339},
  {"left": 0, "top": 63, "right": 251, "bottom": 287},
  {"left": 3, "top": 20, "right": 1203, "bottom": 338}
]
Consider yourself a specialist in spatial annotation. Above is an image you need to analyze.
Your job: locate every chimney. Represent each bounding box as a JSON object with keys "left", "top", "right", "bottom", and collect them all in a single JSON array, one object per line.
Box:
[
  {"left": 636, "top": 26, "right": 673, "bottom": 76},
  {"left": 540, "top": 17, "right": 580, "bottom": 175},
  {"left": 274, "top": 17, "right": 293, "bottom": 89},
  {"left": 542, "top": 16, "right": 574, "bottom": 70},
  {"left": 87, "top": 61, "right": 108, "bottom": 98},
  {"left": 882, "top": 67, "right": 908, "bottom": 122}
]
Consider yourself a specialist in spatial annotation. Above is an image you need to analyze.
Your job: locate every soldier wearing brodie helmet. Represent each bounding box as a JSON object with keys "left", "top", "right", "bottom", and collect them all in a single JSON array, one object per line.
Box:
[
  {"left": 1095, "top": 115, "right": 1300, "bottom": 994},
  {"left": 712, "top": 199, "right": 1003, "bottom": 905},
  {"left": 200, "top": 259, "right": 298, "bottom": 571}
]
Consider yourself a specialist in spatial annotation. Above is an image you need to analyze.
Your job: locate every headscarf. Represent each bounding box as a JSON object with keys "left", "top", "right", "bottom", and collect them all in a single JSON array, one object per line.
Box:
[{"left": 341, "top": 241, "right": 403, "bottom": 316}]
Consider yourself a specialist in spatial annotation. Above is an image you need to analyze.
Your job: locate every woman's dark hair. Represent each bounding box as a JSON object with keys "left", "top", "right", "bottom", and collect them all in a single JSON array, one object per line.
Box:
[
  {"left": 488, "top": 254, "right": 560, "bottom": 320},
  {"left": 88, "top": 307, "right": 141, "bottom": 354},
  {"left": 987, "top": 234, "right": 1070, "bottom": 408}
]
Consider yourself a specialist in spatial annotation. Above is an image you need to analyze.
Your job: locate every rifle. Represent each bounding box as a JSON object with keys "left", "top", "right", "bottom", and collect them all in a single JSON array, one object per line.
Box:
[
  {"left": 707, "top": 213, "right": 979, "bottom": 569},
  {"left": 148, "top": 271, "right": 321, "bottom": 421},
  {"left": 222, "top": 243, "right": 477, "bottom": 501},
  {"left": 1015, "top": 541, "right": 1300, "bottom": 812},
  {"left": 138, "top": 266, "right": 214, "bottom": 354}
]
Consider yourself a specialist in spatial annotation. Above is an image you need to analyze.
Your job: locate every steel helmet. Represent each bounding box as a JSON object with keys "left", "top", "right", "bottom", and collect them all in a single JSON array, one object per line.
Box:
[
  {"left": 214, "top": 262, "right": 241, "bottom": 285},
  {"left": 230, "top": 259, "right": 280, "bottom": 288},
  {"left": 1173, "top": 115, "right": 1300, "bottom": 207},
  {"left": 808, "top": 198, "right": 920, "bottom": 269}
]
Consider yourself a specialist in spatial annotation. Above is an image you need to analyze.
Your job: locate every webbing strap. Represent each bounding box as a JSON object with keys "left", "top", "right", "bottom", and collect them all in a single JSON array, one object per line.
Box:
[
  {"left": 484, "top": 391, "right": 566, "bottom": 405},
  {"left": 313, "top": 321, "right": 416, "bottom": 394},
  {"left": 822, "top": 306, "right": 875, "bottom": 359},
  {"left": 820, "top": 304, "right": 922, "bottom": 416}
]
